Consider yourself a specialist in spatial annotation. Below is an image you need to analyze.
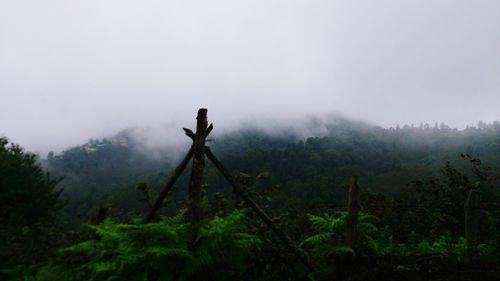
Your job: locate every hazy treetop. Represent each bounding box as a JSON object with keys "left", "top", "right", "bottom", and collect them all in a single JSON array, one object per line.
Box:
[{"left": 0, "top": 0, "right": 499, "bottom": 154}]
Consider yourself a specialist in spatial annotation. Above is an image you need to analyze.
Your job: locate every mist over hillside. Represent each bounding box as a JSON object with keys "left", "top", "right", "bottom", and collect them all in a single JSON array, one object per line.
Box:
[
  {"left": 41, "top": 118, "right": 499, "bottom": 217},
  {"left": 4, "top": 113, "right": 500, "bottom": 281}
]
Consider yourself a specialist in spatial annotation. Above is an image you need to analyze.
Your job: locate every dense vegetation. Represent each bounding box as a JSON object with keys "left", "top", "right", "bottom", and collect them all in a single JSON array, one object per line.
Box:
[
  {"left": 1, "top": 119, "right": 499, "bottom": 280},
  {"left": 0, "top": 138, "right": 67, "bottom": 267}
]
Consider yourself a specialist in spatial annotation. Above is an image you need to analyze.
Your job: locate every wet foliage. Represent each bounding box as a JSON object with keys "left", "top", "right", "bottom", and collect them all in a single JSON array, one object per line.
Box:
[{"left": 1, "top": 121, "right": 499, "bottom": 280}]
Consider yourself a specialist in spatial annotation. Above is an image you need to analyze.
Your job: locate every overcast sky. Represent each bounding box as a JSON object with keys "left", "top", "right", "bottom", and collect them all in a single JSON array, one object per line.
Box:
[{"left": 1, "top": 0, "right": 499, "bottom": 154}]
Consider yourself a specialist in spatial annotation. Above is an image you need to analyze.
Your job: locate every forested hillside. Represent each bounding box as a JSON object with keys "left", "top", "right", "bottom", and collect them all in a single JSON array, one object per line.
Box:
[
  {"left": 44, "top": 120, "right": 500, "bottom": 219},
  {"left": 2, "top": 119, "right": 499, "bottom": 280}
]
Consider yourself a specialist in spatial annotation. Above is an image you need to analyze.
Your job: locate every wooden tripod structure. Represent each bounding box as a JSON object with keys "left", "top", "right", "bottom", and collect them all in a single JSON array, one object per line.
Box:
[{"left": 143, "top": 108, "right": 315, "bottom": 273}]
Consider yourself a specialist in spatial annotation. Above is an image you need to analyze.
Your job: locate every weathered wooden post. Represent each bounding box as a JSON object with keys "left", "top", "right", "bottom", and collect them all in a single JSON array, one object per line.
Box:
[
  {"left": 345, "top": 176, "right": 361, "bottom": 248},
  {"left": 186, "top": 108, "right": 208, "bottom": 222},
  {"left": 465, "top": 189, "right": 480, "bottom": 258}
]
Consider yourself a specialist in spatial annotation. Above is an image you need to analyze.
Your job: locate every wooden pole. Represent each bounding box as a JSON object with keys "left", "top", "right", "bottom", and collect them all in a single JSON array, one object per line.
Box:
[
  {"left": 345, "top": 176, "right": 361, "bottom": 248},
  {"left": 187, "top": 108, "right": 208, "bottom": 222},
  {"left": 205, "top": 147, "right": 317, "bottom": 274},
  {"left": 143, "top": 146, "right": 194, "bottom": 223},
  {"left": 465, "top": 189, "right": 480, "bottom": 258}
]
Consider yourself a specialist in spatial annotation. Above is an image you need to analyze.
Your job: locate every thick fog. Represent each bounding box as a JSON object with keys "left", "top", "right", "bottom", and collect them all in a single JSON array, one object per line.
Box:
[{"left": 1, "top": 0, "right": 499, "bottom": 154}]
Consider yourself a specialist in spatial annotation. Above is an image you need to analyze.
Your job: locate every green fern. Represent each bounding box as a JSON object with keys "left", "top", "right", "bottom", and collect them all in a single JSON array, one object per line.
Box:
[
  {"left": 302, "top": 211, "right": 390, "bottom": 258},
  {"left": 192, "top": 209, "right": 260, "bottom": 275},
  {"left": 21, "top": 210, "right": 259, "bottom": 281}
]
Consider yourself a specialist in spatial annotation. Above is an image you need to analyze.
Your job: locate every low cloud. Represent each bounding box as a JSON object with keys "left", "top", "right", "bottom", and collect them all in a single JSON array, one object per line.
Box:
[{"left": 1, "top": 0, "right": 499, "bottom": 154}]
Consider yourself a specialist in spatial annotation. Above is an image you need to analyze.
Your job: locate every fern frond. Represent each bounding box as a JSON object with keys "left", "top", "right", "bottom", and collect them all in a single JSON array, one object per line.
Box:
[
  {"left": 326, "top": 246, "right": 355, "bottom": 256},
  {"left": 302, "top": 233, "right": 334, "bottom": 246}
]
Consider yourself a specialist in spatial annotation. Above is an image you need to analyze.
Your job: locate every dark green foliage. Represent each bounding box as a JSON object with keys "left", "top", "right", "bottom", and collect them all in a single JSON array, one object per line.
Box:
[
  {"left": 303, "top": 212, "right": 384, "bottom": 257},
  {"left": 42, "top": 121, "right": 500, "bottom": 221},
  {"left": 0, "top": 138, "right": 63, "bottom": 226},
  {"left": 407, "top": 154, "right": 500, "bottom": 240},
  {"left": 43, "top": 135, "right": 172, "bottom": 223},
  {"left": 2, "top": 120, "right": 500, "bottom": 280},
  {"left": 301, "top": 210, "right": 500, "bottom": 280},
  {"left": 18, "top": 210, "right": 259, "bottom": 281},
  {"left": 0, "top": 137, "right": 65, "bottom": 271}
]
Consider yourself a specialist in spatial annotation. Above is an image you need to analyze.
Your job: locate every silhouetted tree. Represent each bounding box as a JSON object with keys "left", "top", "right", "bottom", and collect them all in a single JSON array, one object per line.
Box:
[{"left": 0, "top": 137, "right": 64, "bottom": 268}]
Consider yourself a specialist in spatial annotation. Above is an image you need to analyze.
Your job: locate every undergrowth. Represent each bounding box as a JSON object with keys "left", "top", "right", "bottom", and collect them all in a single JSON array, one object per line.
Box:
[{"left": 15, "top": 210, "right": 259, "bottom": 281}]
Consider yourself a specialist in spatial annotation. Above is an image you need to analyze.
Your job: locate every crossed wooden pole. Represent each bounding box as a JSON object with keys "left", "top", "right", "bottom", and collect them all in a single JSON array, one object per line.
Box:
[{"left": 143, "top": 108, "right": 315, "bottom": 273}]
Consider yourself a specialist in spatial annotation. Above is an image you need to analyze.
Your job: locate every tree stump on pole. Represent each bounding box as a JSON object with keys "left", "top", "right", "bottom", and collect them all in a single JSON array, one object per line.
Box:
[
  {"left": 345, "top": 176, "right": 361, "bottom": 248},
  {"left": 186, "top": 108, "right": 208, "bottom": 223},
  {"left": 465, "top": 189, "right": 480, "bottom": 258}
]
